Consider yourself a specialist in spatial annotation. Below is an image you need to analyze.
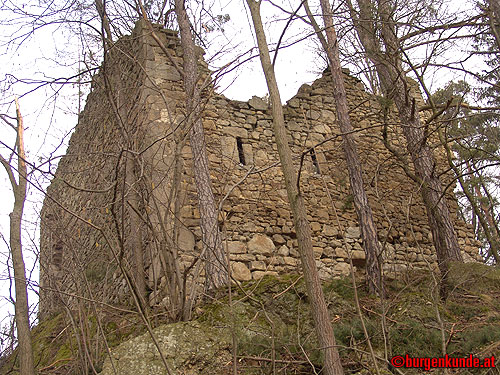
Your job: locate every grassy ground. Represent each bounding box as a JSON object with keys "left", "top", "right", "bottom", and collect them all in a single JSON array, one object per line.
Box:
[{"left": 1, "top": 262, "right": 499, "bottom": 374}]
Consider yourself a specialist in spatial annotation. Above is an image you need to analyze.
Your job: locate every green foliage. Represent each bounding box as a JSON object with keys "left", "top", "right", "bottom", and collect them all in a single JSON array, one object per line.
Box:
[
  {"left": 324, "top": 277, "right": 356, "bottom": 300},
  {"left": 85, "top": 264, "right": 106, "bottom": 282},
  {"left": 390, "top": 320, "right": 443, "bottom": 357},
  {"left": 3, "top": 267, "right": 500, "bottom": 374},
  {"left": 447, "top": 301, "right": 488, "bottom": 321},
  {"left": 335, "top": 318, "right": 378, "bottom": 347},
  {"left": 342, "top": 194, "right": 354, "bottom": 212},
  {"left": 453, "top": 325, "right": 500, "bottom": 356}
]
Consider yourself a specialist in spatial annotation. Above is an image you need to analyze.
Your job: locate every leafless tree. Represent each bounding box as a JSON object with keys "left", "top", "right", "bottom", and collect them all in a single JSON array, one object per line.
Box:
[
  {"left": 168, "top": 0, "right": 229, "bottom": 291},
  {"left": 245, "top": 1, "right": 344, "bottom": 373},
  {"left": 346, "top": 0, "right": 464, "bottom": 296},
  {"left": 0, "top": 99, "right": 35, "bottom": 375},
  {"left": 304, "top": 0, "right": 382, "bottom": 295}
]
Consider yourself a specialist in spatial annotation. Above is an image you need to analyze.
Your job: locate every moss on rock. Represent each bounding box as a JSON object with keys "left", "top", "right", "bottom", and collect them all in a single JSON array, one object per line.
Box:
[{"left": 100, "top": 321, "right": 232, "bottom": 375}]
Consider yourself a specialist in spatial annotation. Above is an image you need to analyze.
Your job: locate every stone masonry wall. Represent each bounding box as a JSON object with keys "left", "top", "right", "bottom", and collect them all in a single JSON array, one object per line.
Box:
[{"left": 39, "top": 21, "right": 481, "bottom": 317}]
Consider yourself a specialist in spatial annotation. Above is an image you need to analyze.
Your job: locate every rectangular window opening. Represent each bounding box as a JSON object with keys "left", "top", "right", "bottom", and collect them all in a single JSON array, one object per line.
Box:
[
  {"left": 236, "top": 137, "right": 246, "bottom": 165},
  {"left": 310, "top": 148, "right": 321, "bottom": 174}
]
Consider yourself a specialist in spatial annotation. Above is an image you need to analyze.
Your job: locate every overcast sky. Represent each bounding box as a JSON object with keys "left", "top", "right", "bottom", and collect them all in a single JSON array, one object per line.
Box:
[
  {"left": 0, "top": 0, "right": 480, "bottom": 336},
  {"left": 0, "top": 0, "right": 326, "bottom": 337}
]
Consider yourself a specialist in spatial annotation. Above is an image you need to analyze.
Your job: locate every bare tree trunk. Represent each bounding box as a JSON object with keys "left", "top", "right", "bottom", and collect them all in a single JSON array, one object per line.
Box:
[
  {"left": 95, "top": 0, "right": 149, "bottom": 307},
  {"left": 307, "top": 0, "right": 382, "bottom": 295},
  {"left": 246, "top": 1, "right": 344, "bottom": 373},
  {"left": 438, "top": 107, "right": 499, "bottom": 264},
  {"left": 173, "top": 0, "right": 228, "bottom": 291},
  {"left": 467, "top": 163, "right": 500, "bottom": 263},
  {"left": 348, "top": 0, "right": 462, "bottom": 296},
  {"left": 487, "top": 0, "right": 500, "bottom": 51},
  {"left": 0, "top": 99, "right": 36, "bottom": 375},
  {"left": 126, "top": 156, "right": 147, "bottom": 307}
]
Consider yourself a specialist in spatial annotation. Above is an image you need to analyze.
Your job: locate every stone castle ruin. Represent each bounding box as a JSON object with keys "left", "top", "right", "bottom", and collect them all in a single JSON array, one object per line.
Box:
[{"left": 38, "top": 21, "right": 481, "bottom": 318}]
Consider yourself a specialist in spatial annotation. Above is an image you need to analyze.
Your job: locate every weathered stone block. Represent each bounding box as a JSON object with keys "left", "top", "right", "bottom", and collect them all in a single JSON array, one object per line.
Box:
[
  {"left": 232, "top": 262, "right": 251, "bottom": 281},
  {"left": 231, "top": 254, "right": 255, "bottom": 262},
  {"left": 334, "top": 262, "right": 351, "bottom": 276},
  {"left": 345, "top": 226, "right": 361, "bottom": 239},
  {"left": 278, "top": 245, "right": 290, "bottom": 256},
  {"left": 272, "top": 234, "right": 286, "bottom": 245},
  {"left": 248, "top": 96, "right": 268, "bottom": 110},
  {"left": 250, "top": 260, "right": 266, "bottom": 271},
  {"left": 252, "top": 270, "right": 278, "bottom": 280},
  {"left": 335, "top": 247, "right": 348, "bottom": 258},
  {"left": 306, "top": 109, "right": 321, "bottom": 120},
  {"left": 178, "top": 227, "right": 195, "bottom": 252},
  {"left": 248, "top": 234, "right": 275, "bottom": 255},
  {"left": 323, "top": 225, "right": 337, "bottom": 237},
  {"left": 311, "top": 222, "right": 322, "bottom": 232},
  {"left": 352, "top": 250, "right": 366, "bottom": 260},
  {"left": 228, "top": 241, "right": 246, "bottom": 254},
  {"left": 224, "top": 126, "right": 248, "bottom": 138}
]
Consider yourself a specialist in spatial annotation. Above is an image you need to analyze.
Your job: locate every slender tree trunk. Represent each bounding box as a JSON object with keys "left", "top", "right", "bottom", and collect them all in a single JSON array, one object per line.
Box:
[
  {"left": 0, "top": 100, "right": 36, "bottom": 375},
  {"left": 439, "top": 127, "right": 499, "bottom": 263},
  {"left": 246, "top": 1, "right": 344, "bottom": 373},
  {"left": 96, "top": 0, "right": 149, "bottom": 307},
  {"left": 487, "top": 0, "right": 500, "bottom": 51},
  {"left": 307, "top": 0, "right": 382, "bottom": 295},
  {"left": 126, "top": 156, "right": 147, "bottom": 307},
  {"left": 173, "top": 0, "right": 228, "bottom": 290},
  {"left": 468, "top": 163, "right": 500, "bottom": 263},
  {"left": 348, "top": 0, "right": 462, "bottom": 295}
]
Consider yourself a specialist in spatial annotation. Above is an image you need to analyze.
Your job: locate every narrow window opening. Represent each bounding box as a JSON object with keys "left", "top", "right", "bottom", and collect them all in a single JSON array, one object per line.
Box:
[
  {"left": 310, "top": 148, "right": 321, "bottom": 174},
  {"left": 236, "top": 137, "right": 246, "bottom": 165},
  {"left": 52, "top": 240, "right": 63, "bottom": 269}
]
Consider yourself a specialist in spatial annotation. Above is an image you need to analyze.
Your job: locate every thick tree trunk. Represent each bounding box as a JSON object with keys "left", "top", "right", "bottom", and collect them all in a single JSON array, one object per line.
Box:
[
  {"left": 348, "top": 0, "right": 462, "bottom": 294},
  {"left": 173, "top": 0, "right": 227, "bottom": 290},
  {"left": 246, "top": 1, "right": 344, "bottom": 374},
  {"left": 1, "top": 100, "right": 36, "bottom": 375},
  {"left": 311, "top": 0, "right": 382, "bottom": 295},
  {"left": 389, "top": 80, "right": 463, "bottom": 267}
]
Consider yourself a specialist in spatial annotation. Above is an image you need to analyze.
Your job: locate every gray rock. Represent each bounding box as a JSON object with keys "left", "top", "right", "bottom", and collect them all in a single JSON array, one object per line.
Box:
[
  {"left": 248, "top": 96, "right": 268, "bottom": 110},
  {"left": 100, "top": 321, "right": 231, "bottom": 375},
  {"left": 306, "top": 109, "right": 321, "bottom": 120},
  {"left": 345, "top": 226, "right": 361, "bottom": 239},
  {"left": 287, "top": 98, "right": 300, "bottom": 108},
  {"left": 334, "top": 262, "right": 351, "bottom": 276}
]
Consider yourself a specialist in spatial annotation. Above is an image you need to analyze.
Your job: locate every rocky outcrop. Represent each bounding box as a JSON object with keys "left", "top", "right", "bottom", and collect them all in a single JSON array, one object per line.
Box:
[{"left": 100, "top": 321, "right": 232, "bottom": 375}]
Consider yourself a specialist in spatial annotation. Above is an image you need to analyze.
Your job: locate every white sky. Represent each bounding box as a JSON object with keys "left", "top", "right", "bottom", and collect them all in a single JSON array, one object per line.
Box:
[
  {"left": 0, "top": 0, "right": 482, "bottom": 338},
  {"left": 0, "top": 0, "right": 324, "bottom": 337}
]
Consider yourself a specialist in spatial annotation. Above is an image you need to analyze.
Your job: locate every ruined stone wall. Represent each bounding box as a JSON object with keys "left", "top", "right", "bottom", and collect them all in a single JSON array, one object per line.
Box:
[{"left": 39, "top": 21, "right": 481, "bottom": 317}]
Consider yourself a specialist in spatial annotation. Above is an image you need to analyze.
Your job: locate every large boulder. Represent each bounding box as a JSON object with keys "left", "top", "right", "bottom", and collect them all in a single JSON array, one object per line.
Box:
[{"left": 100, "top": 321, "right": 231, "bottom": 375}]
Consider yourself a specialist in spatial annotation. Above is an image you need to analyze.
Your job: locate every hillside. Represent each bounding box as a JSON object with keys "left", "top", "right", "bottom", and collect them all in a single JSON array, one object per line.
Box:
[{"left": 1, "top": 262, "right": 499, "bottom": 374}]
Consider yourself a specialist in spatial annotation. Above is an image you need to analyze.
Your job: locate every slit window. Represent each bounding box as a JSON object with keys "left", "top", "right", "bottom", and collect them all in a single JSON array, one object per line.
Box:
[
  {"left": 310, "top": 148, "right": 321, "bottom": 174},
  {"left": 52, "top": 241, "right": 63, "bottom": 269},
  {"left": 236, "top": 137, "right": 246, "bottom": 165}
]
